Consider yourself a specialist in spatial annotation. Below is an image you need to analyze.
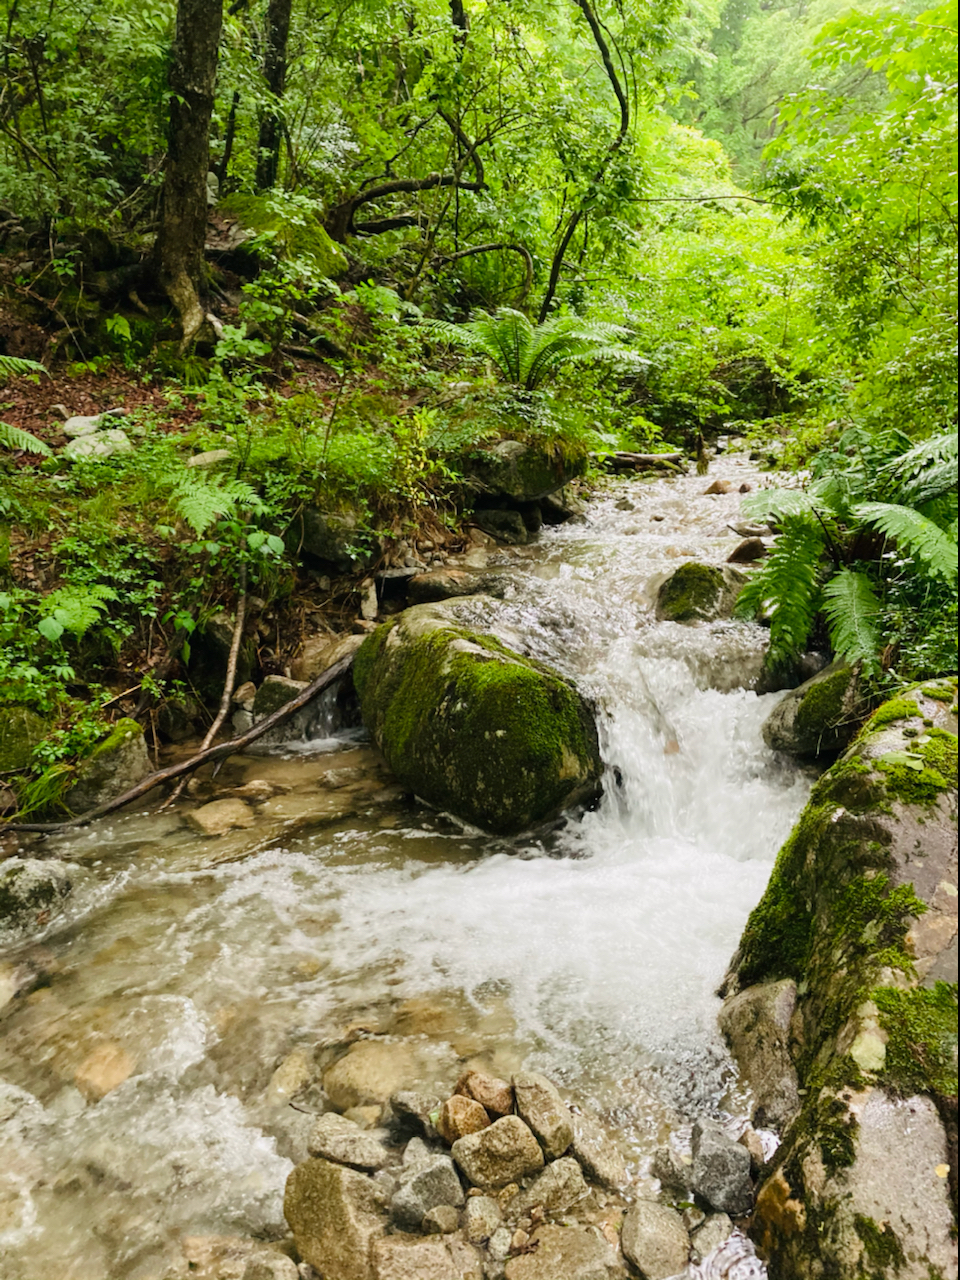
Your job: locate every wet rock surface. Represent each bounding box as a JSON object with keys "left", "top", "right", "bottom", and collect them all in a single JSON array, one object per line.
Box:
[
  {"left": 654, "top": 562, "right": 745, "bottom": 623},
  {"left": 761, "top": 657, "right": 860, "bottom": 758},
  {"left": 0, "top": 858, "right": 73, "bottom": 933},
  {"left": 621, "top": 1200, "right": 690, "bottom": 1279},
  {"left": 725, "top": 677, "right": 959, "bottom": 1278}
]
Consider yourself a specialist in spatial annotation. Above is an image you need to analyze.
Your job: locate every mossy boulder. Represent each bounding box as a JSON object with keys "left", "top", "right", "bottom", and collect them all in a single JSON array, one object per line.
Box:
[
  {"left": 292, "top": 506, "right": 375, "bottom": 575},
  {"left": 654, "top": 562, "right": 746, "bottom": 623},
  {"left": 762, "top": 658, "right": 860, "bottom": 758},
  {"left": 0, "top": 705, "right": 50, "bottom": 772},
  {"left": 464, "top": 440, "right": 587, "bottom": 503},
  {"left": 218, "top": 194, "right": 348, "bottom": 278},
  {"left": 63, "top": 718, "right": 151, "bottom": 814},
  {"left": 353, "top": 604, "right": 603, "bottom": 835},
  {"left": 721, "top": 677, "right": 958, "bottom": 1278}
]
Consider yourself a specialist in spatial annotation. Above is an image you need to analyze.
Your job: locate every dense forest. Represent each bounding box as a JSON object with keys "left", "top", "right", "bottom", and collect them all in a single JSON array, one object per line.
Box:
[{"left": 0, "top": 0, "right": 957, "bottom": 816}]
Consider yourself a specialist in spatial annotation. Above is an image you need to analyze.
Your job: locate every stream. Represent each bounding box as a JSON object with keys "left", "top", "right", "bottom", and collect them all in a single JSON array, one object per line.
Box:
[{"left": 0, "top": 457, "right": 814, "bottom": 1279}]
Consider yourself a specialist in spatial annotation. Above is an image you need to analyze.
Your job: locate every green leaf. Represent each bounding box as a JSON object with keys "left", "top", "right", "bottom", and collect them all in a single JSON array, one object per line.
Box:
[
  {"left": 0, "top": 421, "right": 53, "bottom": 456},
  {"left": 37, "top": 616, "right": 64, "bottom": 642},
  {"left": 854, "top": 501, "right": 958, "bottom": 583},
  {"left": 822, "top": 569, "right": 881, "bottom": 666},
  {"left": 735, "top": 514, "right": 825, "bottom": 663}
]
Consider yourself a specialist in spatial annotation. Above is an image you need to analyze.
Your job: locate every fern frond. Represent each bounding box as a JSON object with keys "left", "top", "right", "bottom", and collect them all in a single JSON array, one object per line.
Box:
[
  {"left": 0, "top": 355, "right": 46, "bottom": 380},
  {"left": 41, "top": 584, "right": 117, "bottom": 636},
  {"left": 740, "top": 486, "right": 820, "bottom": 521},
  {"left": 735, "top": 514, "right": 824, "bottom": 663},
  {"left": 170, "top": 473, "right": 262, "bottom": 535},
  {"left": 854, "top": 501, "right": 959, "bottom": 583},
  {"left": 0, "top": 421, "right": 53, "bottom": 456},
  {"left": 881, "top": 430, "right": 958, "bottom": 485},
  {"left": 898, "top": 458, "right": 959, "bottom": 507},
  {"left": 821, "top": 569, "right": 881, "bottom": 666}
]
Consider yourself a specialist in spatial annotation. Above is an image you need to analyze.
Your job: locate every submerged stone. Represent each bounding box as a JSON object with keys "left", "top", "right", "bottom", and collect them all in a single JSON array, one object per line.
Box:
[
  {"left": 353, "top": 604, "right": 602, "bottom": 835},
  {"left": 654, "top": 562, "right": 745, "bottom": 623},
  {"left": 0, "top": 858, "right": 73, "bottom": 933}
]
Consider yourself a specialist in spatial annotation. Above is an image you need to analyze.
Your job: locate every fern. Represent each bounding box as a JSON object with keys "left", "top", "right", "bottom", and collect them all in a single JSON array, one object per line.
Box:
[
  {"left": 0, "top": 421, "right": 52, "bottom": 456},
  {"left": 881, "top": 430, "right": 958, "bottom": 484},
  {"left": 821, "top": 569, "right": 881, "bottom": 666},
  {"left": 854, "top": 501, "right": 959, "bottom": 583},
  {"left": 740, "top": 485, "right": 822, "bottom": 522},
  {"left": 422, "top": 309, "right": 639, "bottom": 391},
  {"left": 38, "top": 584, "right": 117, "bottom": 641},
  {"left": 170, "top": 473, "right": 262, "bottom": 535},
  {"left": 0, "top": 354, "right": 45, "bottom": 380},
  {"left": 735, "top": 515, "right": 825, "bottom": 664}
]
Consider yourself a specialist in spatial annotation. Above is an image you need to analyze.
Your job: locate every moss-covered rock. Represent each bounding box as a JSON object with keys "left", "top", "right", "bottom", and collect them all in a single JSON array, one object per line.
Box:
[
  {"left": 63, "top": 718, "right": 151, "bottom": 814},
  {"left": 0, "top": 705, "right": 50, "bottom": 772},
  {"left": 654, "top": 562, "right": 746, "bottom": 623},
  {"left": 218, "top": 194, "right": 348, "bottom": 278},
  {"left": 761, "top": 658, "right": 860, "bottom": 758},
  {"left": 464, "top": 440, "right": 586, "bottom": 503},
  {"left": 353, "top": 604, "right": 603, "bottom": 835},
  {"left": 721, "top": 677, "right": 958, "bottom": 1278}
]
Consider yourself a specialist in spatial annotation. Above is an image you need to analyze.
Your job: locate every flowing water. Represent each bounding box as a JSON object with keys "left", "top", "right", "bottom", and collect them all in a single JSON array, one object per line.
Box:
[{"left": 0, "top": 458, "right": 814, "bottom": 1279}]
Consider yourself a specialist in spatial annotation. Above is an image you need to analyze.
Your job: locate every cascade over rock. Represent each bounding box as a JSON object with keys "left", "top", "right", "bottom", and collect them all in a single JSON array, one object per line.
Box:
[
  {"left": 720, "top": 677, "right": 958, "bottom": 1279},
  {"left": 352, "top": 603, "right": 602, "bottom": 835}
]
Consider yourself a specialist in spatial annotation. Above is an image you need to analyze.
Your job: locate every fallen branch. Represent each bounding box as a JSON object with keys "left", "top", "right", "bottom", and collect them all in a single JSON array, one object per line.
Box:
[
  {"left": 3, "top": 654, "right": 356, "bottom": 835},
  {"left": 603, "top": 451, "right": 686, "bottom": 472}
]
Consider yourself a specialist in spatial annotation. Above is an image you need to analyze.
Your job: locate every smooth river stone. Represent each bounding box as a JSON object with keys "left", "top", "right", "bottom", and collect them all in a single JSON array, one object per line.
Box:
[{"left": 512, "top": 1072, "right": 573, "bottom": 1159}]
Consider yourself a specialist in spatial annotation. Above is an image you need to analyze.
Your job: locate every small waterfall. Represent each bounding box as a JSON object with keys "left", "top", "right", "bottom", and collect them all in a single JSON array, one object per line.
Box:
[{"left": 0, "top": 458, "right": 809, "bottom": 1277}]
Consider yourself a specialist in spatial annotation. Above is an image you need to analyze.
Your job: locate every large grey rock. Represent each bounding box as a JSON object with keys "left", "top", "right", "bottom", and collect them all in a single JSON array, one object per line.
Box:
[
  {"left": 64, "top": 718, "right": 150, "bottom": 813},
  {"left": 308, "top": 1112, "right": 390, "bottom": 1171},
  {"left": 390, "top": 1153, "right": 465, "bottom": 1231},
  {"left": 761, "top": 658, "right": 860, "bottom": 758},
  {"left": 353, "top": 604, "right": 602, "bottom": 836},
  {"left": 654, "top": 562, "right": 745, "bottom": 623},
  {"left": 0, "top": 858, "right": 73, "bottom": 932},
  {"left": 620, "top": 1200, "right": 690, "bottom": 1280},
  {"left": 283, "top": 1157, "right": 388, "bottom": 1280},
  {"left": 502, "top": 1224, "right": 624, "bottom": 1280},
  {"left": 510, "top": 1156, "right": 586, "bottom": 1217},
  {"left": 186, "top": 798, "right": 256, "bottom": 837},
  {"left": 464, "top": 439, "right": 586, "bottom": 503},
  {"left": 691, "top": 1121, "right": 753, "bottom": 1216},
  {"left": 512, "top": 1072, "right": 573, "bottom": 1159},
  {"left": 568, "top": 1108, "right": 628, "bottom": 1190},
  {"left": 451, "top": 1116, "right": 545, "bottom": 1189},
  {"left": 372, "top": 1234, "right": 482, "bottom": 1280},
  {"left": 297, "top": 506, "right": 373, "bottom": 574},
  {"left": 408, "top": 569, "right": 506, "bottom": 605},
  {"left": 62, "top": 428, "right": 132, "bottom": 459},
  {"left": 290, "top": 633, "right": 364, "bottom": 683},
  {"left": 725, "top": 679, "right": 958, "bottom": 1276},
  {"left": 718, "top": 978, "right": 800, "bottom": 1130}
]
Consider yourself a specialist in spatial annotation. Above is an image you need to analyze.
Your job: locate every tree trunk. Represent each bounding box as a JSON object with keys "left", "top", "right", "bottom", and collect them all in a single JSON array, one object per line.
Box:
[
  {"left": 153, "top": 0, "right": 224, "bottom": 348},
  {"left": 255, "top": 0, "right": 293, "bottom": 191}
]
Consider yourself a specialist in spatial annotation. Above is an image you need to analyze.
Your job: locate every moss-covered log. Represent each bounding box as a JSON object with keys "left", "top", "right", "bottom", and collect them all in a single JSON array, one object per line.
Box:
[
  {"left": 353, "top": 603, "right": 603, "bottom": 835},
  {"left": 721, "top": 678, "right": 958, "bottom": 1279}
]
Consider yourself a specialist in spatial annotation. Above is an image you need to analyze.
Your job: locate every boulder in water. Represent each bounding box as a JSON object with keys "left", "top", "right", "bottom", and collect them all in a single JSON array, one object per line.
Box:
[
  {"left": 284, "top": 1157, "right": 388, "bottom": 1280},
  {"left": 512, "top": 1071, "right": 573, "bottom": 1158},
  {"left": 761, "top": 657, "right": 860, "bottom": 758},
  {"left": 353, "top": 604, "right": 602, "bottom": 835},
  {"left": 654, "top": 562, "right": 745, "bottom": 623},
  {"left": 722, "top": 677, "right": 958, "bottom": 1279},
  {"left": 0, "top": 858, "right": 73, "bottom": 933},
  {"left": 620, "top": 1200, "right": 690, "bottom": 1279},
  {"left": 63, "top": 718, "right": 151, "bottom": 814}
]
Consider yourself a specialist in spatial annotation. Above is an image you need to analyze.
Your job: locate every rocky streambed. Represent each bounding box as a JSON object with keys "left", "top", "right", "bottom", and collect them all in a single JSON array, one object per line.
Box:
[{"left": 0, "top": 456, "right": 954, "bottom": 1279}]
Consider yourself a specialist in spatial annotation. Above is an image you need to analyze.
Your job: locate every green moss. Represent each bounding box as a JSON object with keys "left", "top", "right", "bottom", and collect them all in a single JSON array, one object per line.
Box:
[
  {"left": 0, "top": 704, "right": 50, "bottom": 772},
  {"left": 795, "top": 663, "right": 855, "bottom": 738},
  {"left": 920, "top": 678, "right": 958, "bottom": 703},
  {"left": 829, "top": 874, "right": 925, "bottom": 973},
  {"left": 854, "top": 1214, "right": 907, "bottom": 1274},
  {"left": 863, "top": 697, "right": 920, "bottom": 731},
  {"left": 218, "top": 194, "right": 348, "bottom": 277},
  {"left": 873, "top": 982, "right": 959, "bottom": 1097},
  {"left": 89, "top": 717, "right": 142, "bottom": 760},
  {"left": 877, "top": 727, "right": 958, "bottom": 807},
  {"left": 656, "top": 562, "right": 724, "bottom": 622},
  {"left": 353, "top": 616, "right": 601, "bottom": 834}
]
